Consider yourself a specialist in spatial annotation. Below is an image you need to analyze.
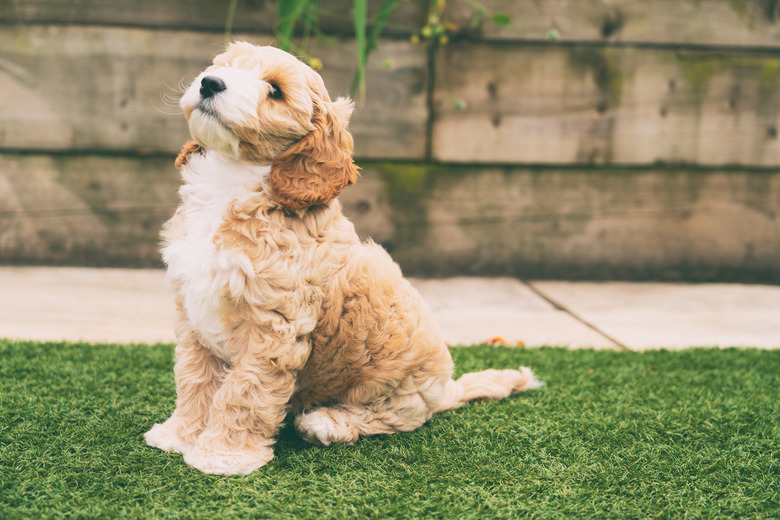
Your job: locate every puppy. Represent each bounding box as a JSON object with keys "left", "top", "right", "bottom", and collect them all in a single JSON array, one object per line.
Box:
[{"left": 144, "top": 42, "right": 542, "bottom": 475}]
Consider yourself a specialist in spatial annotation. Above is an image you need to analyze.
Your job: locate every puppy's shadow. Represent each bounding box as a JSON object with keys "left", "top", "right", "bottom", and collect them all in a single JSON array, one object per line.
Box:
[{"left": 276, "top": 417, "right": 308, "bottom": 451}]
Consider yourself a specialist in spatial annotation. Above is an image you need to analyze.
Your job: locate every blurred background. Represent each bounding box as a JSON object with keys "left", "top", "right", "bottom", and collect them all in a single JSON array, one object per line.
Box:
[{"left": 1, "top": 0, "right": 779, "bottom": 283}]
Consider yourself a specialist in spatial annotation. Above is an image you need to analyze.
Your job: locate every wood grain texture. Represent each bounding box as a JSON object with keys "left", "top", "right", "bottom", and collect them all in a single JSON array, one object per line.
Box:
[
  {"left": 444, "top": 0, "right": 780, "bottom": 47},
  {"left": 8, "top": 0, "right": 779, "bottom": 48},
  {"left": 0, "top": 24, "right": 428, "bottom": 159},
  {"left": 433, "top": 43, "right": 780, "bottom": 166},
  {"left": 0, "top": 154, "right": 180, "bottom": 266},
  {"left": 3, "top": 3, "right": 780, "bottom": 281},
  {"left": 5, "top": 153, "right": 777, "bottom": 282},
  {"left": 342, "top": 163, "right": 780, "bottom": 282},
  {"left": 1, "top": 0, "right": 425, "bottom": 35}
]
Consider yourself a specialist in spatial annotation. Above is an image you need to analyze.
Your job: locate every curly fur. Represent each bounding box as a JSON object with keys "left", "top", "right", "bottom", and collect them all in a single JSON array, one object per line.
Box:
[{"left": 144, "top": 42, "right": 542, "bottom": 475}]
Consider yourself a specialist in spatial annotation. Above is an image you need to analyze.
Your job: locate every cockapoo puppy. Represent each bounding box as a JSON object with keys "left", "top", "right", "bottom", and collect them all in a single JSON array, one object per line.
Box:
[{"left": 144, "top": 42, "right": 542, "bottom": 475}]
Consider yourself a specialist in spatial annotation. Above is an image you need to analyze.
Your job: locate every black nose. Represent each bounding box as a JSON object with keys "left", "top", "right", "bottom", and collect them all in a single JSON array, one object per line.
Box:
[{"left": 199, "top": 76, "right": 226, "bottom": 98}]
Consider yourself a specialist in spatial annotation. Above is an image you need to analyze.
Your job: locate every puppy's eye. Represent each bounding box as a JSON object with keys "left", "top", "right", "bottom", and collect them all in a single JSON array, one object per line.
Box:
[{"left": 269, "top": 83, "right": 283, "bottom": 100}]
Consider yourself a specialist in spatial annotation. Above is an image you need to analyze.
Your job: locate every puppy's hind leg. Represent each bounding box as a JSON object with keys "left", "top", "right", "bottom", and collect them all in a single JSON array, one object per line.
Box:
[
  {"left": 294, "top": 405, "right": 370, "bottom": 446},
  {"left": 295, "top": 390, "right": 434, "bottom": 447},
  {"left": 295, "top": 369, "right": 543, "bottom": 446}
]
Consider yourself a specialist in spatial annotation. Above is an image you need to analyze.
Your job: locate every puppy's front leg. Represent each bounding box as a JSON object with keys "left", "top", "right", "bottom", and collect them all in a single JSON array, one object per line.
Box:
[
  {"left": 184, "top": 327, "right": 307, "bottom": 475},
  {"left": 145, "top": 316, "right": 224, "bottom": 454}
]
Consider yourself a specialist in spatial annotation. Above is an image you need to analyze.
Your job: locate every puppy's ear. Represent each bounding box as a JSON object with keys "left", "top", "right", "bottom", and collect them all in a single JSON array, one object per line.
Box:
[
  {"left": 175, "top": 140, "right": 202, "bottom": 170},
  {"left": 269, "top": 97, "right": 360, "bottom": 210}
]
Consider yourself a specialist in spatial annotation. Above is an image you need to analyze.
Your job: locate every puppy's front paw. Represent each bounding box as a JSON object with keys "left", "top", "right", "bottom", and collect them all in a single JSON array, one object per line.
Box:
[
  {"left": 183, "top": 446, "right": 274, "bottom": 475},
  {"left": 144, "top": 422, "right": 192, "bottom": 454},
  {"left": 145, "top": 414, "right": 206, "bottom": 454}
]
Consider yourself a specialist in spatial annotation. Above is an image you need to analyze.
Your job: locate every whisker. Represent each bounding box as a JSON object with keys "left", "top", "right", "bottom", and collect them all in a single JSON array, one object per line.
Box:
[
  {"left": 161, "top": 92, "right": 181, "bottom": 106},
  {"left": 155, "top": 76, "right": 189, "bottom": 115},
  {"left": 162, "top": 76, "right": 188, "bottom": 95},
  {"left": 153, "top": 92, "right": 184, "bottom": 116}
]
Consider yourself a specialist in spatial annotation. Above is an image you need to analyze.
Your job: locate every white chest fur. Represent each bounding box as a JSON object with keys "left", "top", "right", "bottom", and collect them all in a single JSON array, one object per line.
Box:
[{"left": 162, "top": 152, "right": 270, "bottom": 361}]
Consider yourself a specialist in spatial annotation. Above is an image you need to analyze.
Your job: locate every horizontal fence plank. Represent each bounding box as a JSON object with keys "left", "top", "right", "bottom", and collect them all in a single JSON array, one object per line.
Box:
[
  {"left": 9, "top": 0, "right": 780, "bottom": 49},
  {"left": 342, "top": 163, "right": 780, "bottom": 282},
  {"left": 4, "top": 153, "right": 777, "bottom": 282},
  {"left": 0, "top": 24, "right": 428, "bottom": 159},
  {"left": 433, "top": 42, "right": 780, "bottom": 166},
  {"left": 0, "top": 154, "right": 180, "bottom": 267},
  {"left": 445, "top": 0, "right": 780, "bottom": 47},
  {"left": 1, "top": 0, "right": 425, "bottom": 36}
]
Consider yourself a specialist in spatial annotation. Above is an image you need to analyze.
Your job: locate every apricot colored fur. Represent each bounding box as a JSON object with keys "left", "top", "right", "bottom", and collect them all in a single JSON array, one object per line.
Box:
[{"left": 144, "top": 43, "right": 542, "bottom": 475}]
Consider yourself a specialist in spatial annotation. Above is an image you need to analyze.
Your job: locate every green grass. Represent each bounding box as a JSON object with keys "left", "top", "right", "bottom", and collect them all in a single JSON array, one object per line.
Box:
[{"left": 1, "top": 340, "right": 778, "bottom": 519}]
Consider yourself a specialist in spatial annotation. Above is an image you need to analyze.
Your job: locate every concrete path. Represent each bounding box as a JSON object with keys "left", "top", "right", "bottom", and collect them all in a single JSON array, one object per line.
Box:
[{"left": 1, "top": 267, "right": 778, "bottom": 350}]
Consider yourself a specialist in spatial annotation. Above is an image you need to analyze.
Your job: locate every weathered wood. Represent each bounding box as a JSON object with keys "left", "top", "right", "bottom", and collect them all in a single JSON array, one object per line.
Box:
[
  {"left": 444, "top": 0, "right": 780, "bottom": 47},
  {"left": 1, "top": 0, "right": 426, "bottom": 36},
  {"left": 341, "top": 163, "right": 780, "bottom": 282},
  {"left": 0, "top": 24, "right": 428, "bottom": 159},
  {"left": 433, "top": 43, "right": 780, "bottom": 166},
  {"left": 0, "top": 154, "right": 180, "bottom": 267},
  {"left": 9, "top": 23, "right": 780, "bottom": 167},
  {"left": 4, "top": 153, "right": 777, "bottom": 282},
  {"left": 7, "top": 0, "right": 780, "bottom": 48}
]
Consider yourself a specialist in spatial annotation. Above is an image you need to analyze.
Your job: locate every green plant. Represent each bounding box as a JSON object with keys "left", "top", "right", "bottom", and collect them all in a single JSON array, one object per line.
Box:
[
  {"left": 223, "top": 0, "right": 403, "bottom": 101},
  {"left": 222, "top": 1, "right": 513, "bottom": 102}
]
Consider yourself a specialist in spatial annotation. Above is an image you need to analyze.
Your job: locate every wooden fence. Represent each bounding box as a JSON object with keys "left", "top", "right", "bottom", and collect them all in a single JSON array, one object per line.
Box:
[{"left": 1, "top": 0, "right": 779, "bottom": 282}]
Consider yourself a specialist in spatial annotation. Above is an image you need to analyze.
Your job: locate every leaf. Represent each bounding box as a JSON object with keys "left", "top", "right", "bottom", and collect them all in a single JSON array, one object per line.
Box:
[
  {"left": 470, "top": 7, "right": 485, "bottom": 30},
  {"left": 224, "top": 0, "right": 239, "bottom": 46},
  {"left": 352, "top": 0, "right": 368, "bottom": 102},
  {"left": 351, "top": 0, "right": 401, "bottom": 102},
  {"left": 489, "top": 12, "right": 512, "bottom": 27},
  {"left": 367, "top": 0, "right": 400, "bottom": 55},
  {"left": 298, "top": 0, "right": 321, "bottom": 51},
  {"left": 275, "top": 0, "right": 308, "bottom": 52}
]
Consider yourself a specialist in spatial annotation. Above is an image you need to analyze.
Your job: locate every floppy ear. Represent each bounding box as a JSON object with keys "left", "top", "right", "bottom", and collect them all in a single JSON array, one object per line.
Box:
[{"left": 269, "top": 97, "right": 360, "bottom": 210}]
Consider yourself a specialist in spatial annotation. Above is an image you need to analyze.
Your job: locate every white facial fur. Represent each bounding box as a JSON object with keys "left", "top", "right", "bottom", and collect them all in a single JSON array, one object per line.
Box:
[
  {"left": 179, "top": 44, "right": 320, "bottom": 163},
  {"left": 180, "top": 67, "right": 262, "bottom": 157}
]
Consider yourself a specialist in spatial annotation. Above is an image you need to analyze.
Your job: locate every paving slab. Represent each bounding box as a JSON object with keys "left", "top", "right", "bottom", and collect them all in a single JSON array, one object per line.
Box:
[
  {"left": 0, "top": 267, "right": 614, "bottom": 348},
  {"left": 0, "top": 267, "right": 177, "bottom": 344},
  {"left": 409, "top": 278, "right": 616, "bottom": 348},
  {"left": 530, "top": 281, "right": 780, "bottom": 350},
  {"left": 5, "top": 268, "right": 777, "bottom": 349}
]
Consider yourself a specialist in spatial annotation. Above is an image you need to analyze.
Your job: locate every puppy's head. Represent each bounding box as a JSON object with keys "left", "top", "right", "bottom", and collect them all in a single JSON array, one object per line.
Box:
[{"left": 179, "top": 42, "right": 359, "bottom": 209}]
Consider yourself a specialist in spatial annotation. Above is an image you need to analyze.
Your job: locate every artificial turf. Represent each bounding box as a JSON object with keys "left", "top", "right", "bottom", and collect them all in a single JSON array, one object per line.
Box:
[{"left": 0, "top": 340, "right": 777, "bottom": 519}]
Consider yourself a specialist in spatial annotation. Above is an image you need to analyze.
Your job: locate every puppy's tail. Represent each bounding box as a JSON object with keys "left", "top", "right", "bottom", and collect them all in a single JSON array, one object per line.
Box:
[{"left": 433, "top": 367, "right": 544, "bottom": 414}]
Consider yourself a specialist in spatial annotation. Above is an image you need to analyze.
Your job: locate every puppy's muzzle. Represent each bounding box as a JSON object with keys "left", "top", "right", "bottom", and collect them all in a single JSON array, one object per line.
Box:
[{"left": 200, "top": 76, "right": 226, "bottom": 98}]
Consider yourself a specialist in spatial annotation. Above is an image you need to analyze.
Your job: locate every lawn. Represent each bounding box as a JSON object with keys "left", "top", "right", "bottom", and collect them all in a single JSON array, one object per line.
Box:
[{"left": 1, "top": 340, "right": 777, "bottom": 519}]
